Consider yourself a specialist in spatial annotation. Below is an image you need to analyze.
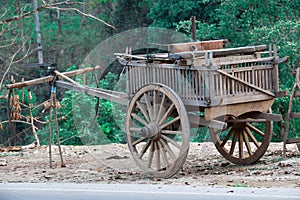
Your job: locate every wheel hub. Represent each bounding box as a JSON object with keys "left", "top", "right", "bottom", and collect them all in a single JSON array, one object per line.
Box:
[{"left": 140, "top": 122, "right": 161, "bottom": 139}]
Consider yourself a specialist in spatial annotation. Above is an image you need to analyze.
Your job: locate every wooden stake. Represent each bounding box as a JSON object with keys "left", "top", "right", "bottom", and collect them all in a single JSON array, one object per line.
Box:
[{"left": 52, "top": 88, "right": 66, "bottom": 167}]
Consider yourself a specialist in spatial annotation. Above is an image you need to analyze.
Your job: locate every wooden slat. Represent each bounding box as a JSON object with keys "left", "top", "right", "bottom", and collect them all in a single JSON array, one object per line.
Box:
[
  {"left": 274, "top": 90, "right": 288, "bottom": 98},
  {"left": 236, "top": 112, "right": 282, "bottom": 121},
  {"left": 218, "top": 57, "right": 273, "bottom": 66},
  {"left": 218, "top": 94, "right": 273, "bottom": 106},
  {"left": 204, "top": 99, "right": 274, "bottom": 121},
  {"left": 171, "top": 45, "right": 267, "bottom": 59},
  {"left": 188, "top": 114, "right": 227, "bottom": 129},
  {"left": 286, "top": 138, "right": 300, "bottom": 144},
  {"left": 290, "top": 113, "right": 300, "bottom": 119}
]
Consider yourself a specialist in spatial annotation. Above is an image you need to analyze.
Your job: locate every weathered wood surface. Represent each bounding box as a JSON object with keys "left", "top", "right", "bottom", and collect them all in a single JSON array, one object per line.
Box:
[
  {"left": 55, "top": 80, "right": 128, "bottom": 105},
  {"left": 172, "top": 45, "right": 267, "bottom": 59},
  {"left": 188, "top": 114, "right": 226, "bottom": 129},
  {"left": 170, "top": 39, "right": 226, "bottom": 53},
  {"left": 6, "top": 66, "right": 101, "bottom": 89},
  {"left": 204, "top": 99, "right": 274, "bottom": 121},
  {"left": 116, "top": 45, "right": 267, "bottom": 62},
  {"left": 216, "top": 69, "right": 275, "bottom": 97}
]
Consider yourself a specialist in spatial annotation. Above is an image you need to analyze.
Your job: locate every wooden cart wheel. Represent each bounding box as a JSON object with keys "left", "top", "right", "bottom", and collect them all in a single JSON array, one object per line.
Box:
[
  {"left": 209, "top": 114, "right": 272, "bottom": 165},
  {"left": 126, "top": 84, "right": 190, "bottom": 178}
]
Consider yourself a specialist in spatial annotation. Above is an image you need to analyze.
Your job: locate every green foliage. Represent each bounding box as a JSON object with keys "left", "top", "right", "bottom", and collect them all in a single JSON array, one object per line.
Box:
[
  {"left": 149, "top": 0, "right": 220, "bottom": 29},
  {"left": 1, "top": 0, "right": 300, "bottom": 145},
  {"left": 172, "top": 0, "right": 299, "bottom": 141},
  {"left": 36, "top": 71, "right": 126, "bottom": 145},
  {"left": 113, "top": 0, "right": 153, "bottom": 31}
]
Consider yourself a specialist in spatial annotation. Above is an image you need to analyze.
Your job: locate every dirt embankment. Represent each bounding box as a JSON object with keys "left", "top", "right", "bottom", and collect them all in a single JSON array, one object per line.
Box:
[{"left": 0, "top": 142, "right": 299, "bottom": 188}]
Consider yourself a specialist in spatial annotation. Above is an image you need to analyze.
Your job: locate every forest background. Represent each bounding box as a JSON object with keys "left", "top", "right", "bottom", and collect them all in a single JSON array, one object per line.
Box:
[{"left": 0, "top": 0, "right": 299, "bottom": 146}]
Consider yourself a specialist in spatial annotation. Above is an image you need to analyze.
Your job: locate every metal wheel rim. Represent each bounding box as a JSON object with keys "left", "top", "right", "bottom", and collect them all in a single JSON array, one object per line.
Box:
[{"left": 125, "top": 84, "right": 190, "bottom": 178}]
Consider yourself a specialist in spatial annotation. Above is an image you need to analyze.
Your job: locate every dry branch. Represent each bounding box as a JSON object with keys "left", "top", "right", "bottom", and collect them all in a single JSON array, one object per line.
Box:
[
  {"left": 0, "top": 1, "right": 115, "bottom": 29},
  {"left": 0, "top": 40, "right": 27, "bottom": 90},
  {"left": 6, "top": 65, "right": 101, "bottom": 89}
]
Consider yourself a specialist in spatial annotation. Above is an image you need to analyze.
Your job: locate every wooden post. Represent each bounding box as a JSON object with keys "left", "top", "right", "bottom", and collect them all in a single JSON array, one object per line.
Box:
[
  {"left": 56, "top": 8, "right": 62, "bottom": 37},
  {"left": 191, "top": 16, "right": 196, "bottom": 42},
  {"left": 272, "top": 44, "right": 279, "bottom": 92},
  {"left": 33, "top": 0, "right": 43, "bottom": 64}
]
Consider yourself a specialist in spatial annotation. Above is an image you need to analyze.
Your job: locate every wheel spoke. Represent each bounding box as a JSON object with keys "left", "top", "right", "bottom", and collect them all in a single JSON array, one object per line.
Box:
[
  {"left": 210, "top": 115, "right": 271, "bottom": 165},
  {"left": 246, "top": 122, "right": 265, "bottom": 137},
  {"left": 245, "top": 126, "right": 260, "bottom": 148},
  {"left": 220, "top": 127, "right": 235, "bottom": 147},
  {"left": 131, "top": 113, "right": 148, "bottom": 126},
  {"left": 229, "top": 132, "right": 238, "bottom": 155},
  {"left": 160, "top": 138, "right": 176, "bottom": 161},
  {"left": 144, "top": 93, "right": 153, "bottom": 121},
  {"left": 158, "top": 141, "right": 169, "bottom": 169},
  {"left": 126, "top": 84, "right": 190, "bottom": 178},
  {"left": 139, "top": 139, "right": 151, "bottom": 159},
  {"left": 161, "top": 130, "right": 182, "bottom": 135},
  {"left": 153, "top": 91, "right": 158, "bottom": 121},
  {"left": 155, "top": 142, "right": 161, "bottom": 170},
  {"left": 161, "top": 116, "right": 180, "bottom": 129},
  {"left": 239, "top": 131, "right": 244, "bottom": 159},
  {"left": 159, "top": 103, "right": 175, "bottom": 125},
  {"left": 242, "top": 130, "right": 252, "bottom": 156},
  {"left": 161, "top": 134, "right": 181, "bottom": 149},
  {"left": 148, "top": 141, "right": 155, "bottom": 168},
  {"left": 132, "top": 137, "right": 147, "bottom": 146},
  {"left": 136, "top": 101, "right": 150, "bottom": 123},
  {"left": 156, "top": 94, "right": 166, "bottom": 123}
]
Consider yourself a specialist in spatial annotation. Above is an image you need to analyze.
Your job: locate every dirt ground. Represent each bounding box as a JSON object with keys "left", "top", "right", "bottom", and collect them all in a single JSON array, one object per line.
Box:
[{"left": 0, "top": 142, "right": 299, "bottom": 188}]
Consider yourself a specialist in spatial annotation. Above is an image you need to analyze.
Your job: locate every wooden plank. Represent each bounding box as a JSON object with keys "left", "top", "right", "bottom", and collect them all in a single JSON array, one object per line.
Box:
[
  {"left": 204, "top": 99, "right": 274, "bottom": 121},
  {"left": 274, "top": 90, "right": 288, "bottom": 98},
  {"left": 242, "top": 112, "right": 282, "bottom": 121},
  {"left": 272, "top": 45, "right": 279, "bottom": 92},
  {"left": 217, "top": 69, "right": 275, "bottom": 97},
  {"left": 171, "top": 45, "right": 267, "bottom": 59},
  {"left": 170, "top": 40, "right": 226, "bottom": 53},
  {"left": 6, "top": 66, "right": 101, "bottom": 89},
  {"left": 217, "top": 57, "right": 273, "bottom": 66},
  {"left": 189, "top": 55, "right": 256, "bottom": 66},
  {"left": 227, "top": 119, "right": 266, "bottom": 123},
  {"left": 219, "top": 93, "right": 272, "bottom": 105},
  {"left": 286, "top": 138, "right": 300, "bottom": 144},
  {"left": 188, "top": 114, "right": 227, "bottom": 129},
  {"left": 290, "top": 113, "right": 300, "bottom": 119}
]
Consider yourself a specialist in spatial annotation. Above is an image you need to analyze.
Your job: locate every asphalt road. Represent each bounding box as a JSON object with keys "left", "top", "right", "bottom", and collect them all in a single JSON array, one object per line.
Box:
[{"left": 0, "top": 183, "right": 299, "bottom": 200}]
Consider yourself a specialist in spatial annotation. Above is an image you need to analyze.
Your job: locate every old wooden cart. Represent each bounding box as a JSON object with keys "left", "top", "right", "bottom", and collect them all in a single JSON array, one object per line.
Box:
[{"left": 6, "top": 40, "right": 290, "bottom": 178}]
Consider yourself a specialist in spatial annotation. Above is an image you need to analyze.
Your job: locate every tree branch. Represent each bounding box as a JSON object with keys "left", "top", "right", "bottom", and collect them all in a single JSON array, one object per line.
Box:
[
  {"left": 0, "top": 39, "right": 26, "bottom": 90},
  {"left": 0, "top": 1, "right": 115, "bottom": 29},
  {"left": 49, "top": 6, "right": 116, "bottom": 30}
]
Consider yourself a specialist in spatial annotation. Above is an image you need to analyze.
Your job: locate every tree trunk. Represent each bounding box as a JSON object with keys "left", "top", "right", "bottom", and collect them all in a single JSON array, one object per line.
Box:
[
  {"left": 57, "top": 8, "right": 62, "bottom": 37},
  {"left": 16, "top": 0, "right": 26, "bottom": 53},
  {"left": 81, "top": 0, "right": 86, "bottom": 26},
  {"left": 33, "top": 0, "right": 44, "bottom": 64}
]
